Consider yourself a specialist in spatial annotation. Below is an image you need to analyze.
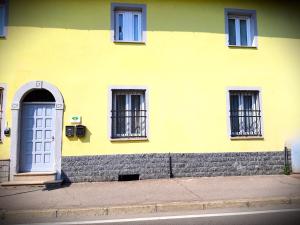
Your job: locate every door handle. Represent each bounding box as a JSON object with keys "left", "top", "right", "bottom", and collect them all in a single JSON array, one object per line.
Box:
[{"left": 52, "top": 136, "right": 55, "bottom": 141}]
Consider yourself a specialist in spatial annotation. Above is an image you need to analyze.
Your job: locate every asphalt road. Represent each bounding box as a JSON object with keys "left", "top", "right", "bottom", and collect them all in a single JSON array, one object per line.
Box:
[
  {"left": 7, "top": 206, "right": 300, "bottom": 225},
  {"left": 98, "top": 210, "right": 300, "bottom": 225}
]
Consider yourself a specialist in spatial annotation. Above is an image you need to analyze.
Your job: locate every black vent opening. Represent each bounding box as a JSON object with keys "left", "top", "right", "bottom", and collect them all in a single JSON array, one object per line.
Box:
[{"left": 118, "top": 174, "right": 140, "bottom": 181}]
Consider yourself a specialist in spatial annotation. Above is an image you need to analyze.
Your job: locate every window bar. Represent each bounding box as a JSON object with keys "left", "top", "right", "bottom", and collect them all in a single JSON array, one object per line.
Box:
[
  {"left": 247, "top": 93, "right": 249, "bottom": 135},
  {"left": 254, "top": 92, "right": 257, "bottom": 136},
  {"left": 257, "top": 92, "right": 262, "bottom": 136},
  {"left": 144, "top": 110, "right": 147, "bottom": 137},
  {"left": 249, "top": 103, "right": 254, "bottom": 135},
  {"left": 111, "top": 109, "right": 147, "bottom": 138},
  {"left": 249, "top": 92, "right": 252, "bottom": 135},
  {"left": 252, "top": 92, "right": 255, "bottom": 135},
  {"left": 254, "top": 92, "right": 256, "bottom": 135},
  {"left": 248, "top": 92, "right": 251, "bottom": 136},
  {"left": 244, "top": 94, "right": 247, "bottom": 135},
  {"left": 238, "top": 94, "right": 243, "bottom": 135},
  {"left": 111, "top": 110, "right": 114, "bottom": 138}
]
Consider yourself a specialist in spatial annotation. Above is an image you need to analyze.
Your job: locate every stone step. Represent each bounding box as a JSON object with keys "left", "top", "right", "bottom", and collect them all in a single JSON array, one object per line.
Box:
[
  {"left": 13, "top": 172, "right": 57, "bottom": 182},
  {"left": 1, "top": 179, "right": 62, "bottom": 187}
]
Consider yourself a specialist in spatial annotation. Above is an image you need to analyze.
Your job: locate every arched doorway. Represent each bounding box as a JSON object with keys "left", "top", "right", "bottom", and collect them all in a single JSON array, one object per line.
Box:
[{"left": 10, "top": 81, "right": 64, "bottom": 180}]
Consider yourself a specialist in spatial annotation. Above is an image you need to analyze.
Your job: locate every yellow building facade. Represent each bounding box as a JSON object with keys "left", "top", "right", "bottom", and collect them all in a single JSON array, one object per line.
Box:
[{"left": 0, "top": 0, "right": 299, "bottom": 183}]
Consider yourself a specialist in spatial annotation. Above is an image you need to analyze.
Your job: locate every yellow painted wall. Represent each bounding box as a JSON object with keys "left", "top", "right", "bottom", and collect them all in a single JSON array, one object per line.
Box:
[{"left": 0, "top": 0, "right": 300, "bottom": 159}]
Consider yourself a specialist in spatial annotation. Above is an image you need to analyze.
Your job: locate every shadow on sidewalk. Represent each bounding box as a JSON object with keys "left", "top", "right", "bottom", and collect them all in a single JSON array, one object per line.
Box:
[
  {"left": 0, "top": 188, "right": 43, "bottom": 198},
  {"left": 43, "top": 182, "right": 71, "bottom": 191},
  {"left": 0, "top": 182, "right": 72, "bottom": 198}
]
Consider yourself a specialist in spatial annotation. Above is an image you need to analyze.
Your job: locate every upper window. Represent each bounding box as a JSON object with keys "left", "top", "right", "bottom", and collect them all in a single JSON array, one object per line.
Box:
[
  {"left": 225, "top": 9, "right": 257, "bottom": 47},
  {"left": 111, "top": 3, "right": 146, "bottom": 43},
  {"left": 229, "top": 90, "right": 262, "bottom": 138},
  {"left": 0, "top": 0, "right": 7, "bottom": 37},
  {"left": 111, "top": 89, "right": 147, "bottom": 139}
]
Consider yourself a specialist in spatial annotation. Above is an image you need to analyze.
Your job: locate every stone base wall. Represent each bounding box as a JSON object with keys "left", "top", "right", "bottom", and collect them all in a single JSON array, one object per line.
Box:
[
  {"left": 62, "top": 154, "right": 170, "bottom": 182},
  {"left": 62, "top": 151, "right": 289, "bottom": 183},
  {"left": 0, "top": 160, "right": 10, "bottom": 183},
  {"left": 171, "top": 152, "right": 287, "bottom": 177}
]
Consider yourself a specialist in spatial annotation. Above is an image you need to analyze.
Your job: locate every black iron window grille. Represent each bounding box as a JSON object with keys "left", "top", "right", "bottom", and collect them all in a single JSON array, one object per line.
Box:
[
  {"left": 111, "top": 90, "right": 147, "bottom": 139},
  {"left": 229, "top": 90, "right": 262, "bottom": 137}
]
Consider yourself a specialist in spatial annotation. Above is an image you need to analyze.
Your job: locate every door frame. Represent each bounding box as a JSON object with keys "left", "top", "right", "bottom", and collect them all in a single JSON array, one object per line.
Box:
[{"left": 10, "top": 81, "right": 64, "bottom": 181}]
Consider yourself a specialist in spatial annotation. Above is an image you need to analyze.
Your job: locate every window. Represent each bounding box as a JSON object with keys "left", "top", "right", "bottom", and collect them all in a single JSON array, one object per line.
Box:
[
  {"left": 225, "top": 9, "right": 257, "bottom": 47},
  {"left": 0, "top": 0, "right": 7, "bottom": 37},
  {"left": 111, "top": 3, "right": 146, "bottom": 42},
  {"left": 115, "top": 11, "right": 142, "bottom": 42},
  {"left": 229, "top": 90, "right": 262, "bottom": 137},
  {"left": 111, "top": 89, "right": 147, "bottom": 139}
]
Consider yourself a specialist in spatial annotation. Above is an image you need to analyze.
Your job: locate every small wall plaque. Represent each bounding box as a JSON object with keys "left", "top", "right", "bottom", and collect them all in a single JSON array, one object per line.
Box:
[{"left": 70, "top": 115, "right": 81, "bottom": 124}]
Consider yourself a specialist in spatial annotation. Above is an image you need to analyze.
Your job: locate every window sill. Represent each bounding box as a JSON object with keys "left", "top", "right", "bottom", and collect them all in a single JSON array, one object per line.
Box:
[
  {"left": 228, "top": 45, "right": 257, "bottom": 49},
  {"left": 231, "top": 136, "right": 264, "bottom": 140},
  {"left": 110, "top": 137, "right": 148, "bottom": 142},
  {"left": 113, "top": 40, "right": 145, "bottom": 44}
]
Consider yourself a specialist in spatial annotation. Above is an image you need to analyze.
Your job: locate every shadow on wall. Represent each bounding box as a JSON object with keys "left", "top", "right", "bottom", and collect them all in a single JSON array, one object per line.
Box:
[
  {"left": 79, "top": 127, "right": 92, "bottom": 143},
  {"left": 7, "top": 0, "right": 300, "bottom": 39}
]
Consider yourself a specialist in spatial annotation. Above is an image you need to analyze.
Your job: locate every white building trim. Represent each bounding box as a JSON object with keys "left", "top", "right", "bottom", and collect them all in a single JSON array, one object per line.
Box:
[{"left": 10, "top": 81, "right": 64, "bottom": 181}]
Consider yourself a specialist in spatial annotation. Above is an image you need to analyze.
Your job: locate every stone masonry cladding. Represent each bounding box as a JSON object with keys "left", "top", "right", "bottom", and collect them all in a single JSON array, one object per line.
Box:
[
  {"left": 61, "top": 151, "right": 289, "bottom": 183},
  {"left": 0, "top": 160, "right": 10, "bottom": 183}
]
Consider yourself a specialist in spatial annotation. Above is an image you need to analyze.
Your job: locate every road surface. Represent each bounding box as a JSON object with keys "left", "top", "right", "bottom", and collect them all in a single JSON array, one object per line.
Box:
[{"left": 4, "top": 205, "right": 300, "bottom": 225}]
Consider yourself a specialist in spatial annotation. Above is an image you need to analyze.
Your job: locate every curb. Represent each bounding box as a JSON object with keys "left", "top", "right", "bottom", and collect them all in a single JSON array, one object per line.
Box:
[{"left": 1, "top": 196, "right": 300, "bottom": 220}]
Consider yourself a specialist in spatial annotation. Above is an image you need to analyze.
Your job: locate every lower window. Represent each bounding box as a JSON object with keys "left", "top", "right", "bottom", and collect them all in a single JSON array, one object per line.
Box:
[
  {"left": 229, "top": 90, "right": 262, "bottom": 137},
  {"left": 111, "top": 89, "right": 147, "bottom": 139}
]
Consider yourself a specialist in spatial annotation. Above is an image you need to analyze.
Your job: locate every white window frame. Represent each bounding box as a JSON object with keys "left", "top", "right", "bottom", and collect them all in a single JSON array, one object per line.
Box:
[
  {"left": 108, "top": 86, "right": 149, "bottom": 141},
  {"left": 230, "top": 92, "right": 260, "bottom": 135},
  {"left": 228, "top": 15, "right": 251, "bottom": 46},
  {"left": 226, "top": 87, "right": 264, "bottom": 140},
  {"left": 111, "top": 3, "right": 147, "bottom": 43},
  {"left": 0, "top": 83, "right": 7, "bottom": 143},
  {"left": 115, "top": 10, "right": 142, "bottom": 42},
  {"left": 225, "top": 9, "right": 258, "bottom": 47},
  {"left": 112, "top": 91, "right": 145, "bottom": 137}
]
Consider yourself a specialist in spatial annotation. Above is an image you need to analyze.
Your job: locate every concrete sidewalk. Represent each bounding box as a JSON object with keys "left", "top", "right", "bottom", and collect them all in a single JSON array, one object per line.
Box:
[{"left": 1, "top": 175, "right": 300, "bottom": 219}]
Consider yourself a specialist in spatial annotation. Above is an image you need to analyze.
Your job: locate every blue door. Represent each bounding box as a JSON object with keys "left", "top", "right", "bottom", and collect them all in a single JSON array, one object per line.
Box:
[{"left": 20, "top": 103, "right": 55, "bottom": 172}]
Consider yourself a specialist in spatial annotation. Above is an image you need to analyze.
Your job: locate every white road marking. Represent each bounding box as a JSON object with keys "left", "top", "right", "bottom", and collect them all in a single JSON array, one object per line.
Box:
[{"left": 17, "top": 208, "right": 300, "bottom": 225}]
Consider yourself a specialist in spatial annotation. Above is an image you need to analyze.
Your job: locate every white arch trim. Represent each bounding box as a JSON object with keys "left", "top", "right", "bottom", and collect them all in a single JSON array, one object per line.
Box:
[{"left": 10, "top": 81, "right": 64, "bottom": 181}]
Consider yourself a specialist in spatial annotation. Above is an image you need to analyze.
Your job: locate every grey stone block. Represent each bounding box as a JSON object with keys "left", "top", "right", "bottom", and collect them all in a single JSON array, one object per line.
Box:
[
  {"left": 61, "top": 151, "right": 288, "bottom": 183},
  {"left": 0, "top": 160, "right": 10, "bottom": 183}
]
